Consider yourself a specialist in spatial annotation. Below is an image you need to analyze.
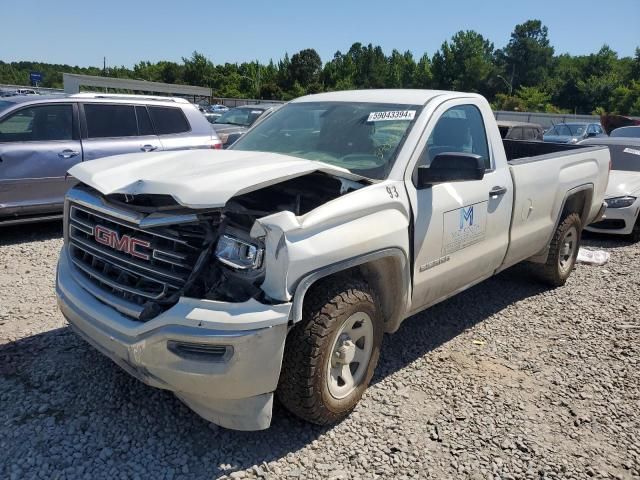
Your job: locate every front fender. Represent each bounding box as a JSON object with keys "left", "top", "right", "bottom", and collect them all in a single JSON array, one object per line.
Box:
[{"left": 250, "top": 181, "right": 412, "bottom": 307}]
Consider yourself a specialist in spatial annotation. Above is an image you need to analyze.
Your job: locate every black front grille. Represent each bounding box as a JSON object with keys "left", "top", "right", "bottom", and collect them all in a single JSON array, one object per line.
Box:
[
  {"left": 590, "top": 219, "right": 626, "bottom": 230},
  {"left": 68, "top": 204, "right": 212, "bottom": 316}
]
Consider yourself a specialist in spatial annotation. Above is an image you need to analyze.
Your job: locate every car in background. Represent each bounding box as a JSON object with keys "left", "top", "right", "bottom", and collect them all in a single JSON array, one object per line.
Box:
[
  {"left": 610, "top": 126, "right": 640, "bottom": 138},
  {"left": 202, "top": 104, "right": 231, "bottom": 123},
  {"left": 0, "top": 88, "right": 38, "bottom": 97},
  {"left": 581, "top": 137, "right": 640, "bottom": 241},
  {"left": 0, "top": 93, "right": 222, "bottom": 226},
  {"left": 211, "top": 103, "right": 281, "bottom": 147},
  {"left": 497, "top": 121, "right": 544, "bottom": 141},
  {"left": 208, "top": 104, "right": 229, "bottom": 113},
  {"left": 543, "top": 122, "right": 606, "bottom": 144}
]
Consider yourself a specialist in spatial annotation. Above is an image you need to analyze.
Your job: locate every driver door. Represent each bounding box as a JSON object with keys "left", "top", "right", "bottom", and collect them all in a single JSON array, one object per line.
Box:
[{"left": 407, "top": 100, "right": 512, "bottom": 312}]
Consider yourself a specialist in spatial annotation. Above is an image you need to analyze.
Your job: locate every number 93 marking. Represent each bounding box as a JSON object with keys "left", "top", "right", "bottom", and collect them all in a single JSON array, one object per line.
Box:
[{"left": 386, "top": 186, "right": 399, "bottom": 199}]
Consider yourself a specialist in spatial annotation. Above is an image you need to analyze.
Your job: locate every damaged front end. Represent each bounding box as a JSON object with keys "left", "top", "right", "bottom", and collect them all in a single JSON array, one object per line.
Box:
[{"left": 65, "top": 171, "right": 367, "bottom": 322}]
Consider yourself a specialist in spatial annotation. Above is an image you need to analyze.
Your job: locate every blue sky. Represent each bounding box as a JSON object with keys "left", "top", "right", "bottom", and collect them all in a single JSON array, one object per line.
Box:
[{"left": 2, "top": 0, "right": 639, "bottom": 67}]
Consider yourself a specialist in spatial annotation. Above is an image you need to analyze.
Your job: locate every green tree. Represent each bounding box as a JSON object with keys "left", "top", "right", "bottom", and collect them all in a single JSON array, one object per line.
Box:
[
  {"left": 413, "top": 53, "right": 433, "bottom": 88},
  {"left": 432, "top": 30, "right": 495, "bottom": 94},
  {"left": 182, "top": 51, "right": 215, "bottom": 87},
  {"left": 497, "top": 20, "right": 554, "bottom": 89},
  {"left": 289, "top": 49, "right": 322, "bottom": 88}
]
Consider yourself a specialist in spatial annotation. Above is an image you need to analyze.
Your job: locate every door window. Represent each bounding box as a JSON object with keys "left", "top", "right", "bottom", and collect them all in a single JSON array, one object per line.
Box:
[
  {"left": 523, "top": 128, "right": 537, "bottom": 140},
  {"left": 148, "top": 106, "right": 190, "bottom": 135},
  {"left": 422, "top": 104, "right": 490, "bottom": 169},
  {"left": 135, "top": 106, "right": 154, "bottom": 136},
  {"left": 0, "top": 104, "right": 73, "bottom": 142},
  {"left": 509, "top": 127, "right": 524, "bottom": 140},
  {"left": 84, "top": 104, "right": 138, "bottom": 138}
]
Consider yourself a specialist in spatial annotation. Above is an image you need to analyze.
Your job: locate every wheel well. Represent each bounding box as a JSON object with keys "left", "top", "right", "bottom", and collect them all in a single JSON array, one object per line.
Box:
[
  {"left": 561, "top": 188, "right": 592, "bottom": 225},
  {"left": 296, "top": 254, "right": 408, "bottom": 333}
]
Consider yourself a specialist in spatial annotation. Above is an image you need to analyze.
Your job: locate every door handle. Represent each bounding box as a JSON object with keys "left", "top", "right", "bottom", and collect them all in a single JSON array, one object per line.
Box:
[
  {"left": 489, "top": 186, "right": 508, "bottom": 197},
  {"left": 141, "top": 144, "right": 158, "bottom": 152},
  {"left": 58, "top": 149, "right": 80, "bottom": 159}
]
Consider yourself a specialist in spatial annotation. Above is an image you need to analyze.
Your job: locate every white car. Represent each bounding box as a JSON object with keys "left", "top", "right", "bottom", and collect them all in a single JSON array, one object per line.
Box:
[{"left": 582, "top": 137, "right": 640, "bottom": 241}]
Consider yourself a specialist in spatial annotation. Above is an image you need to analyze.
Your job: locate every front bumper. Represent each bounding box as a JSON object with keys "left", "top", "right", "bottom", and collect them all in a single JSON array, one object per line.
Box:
[
  {"left": 56, "top": 248, "right": 290, "bottom": 430},
  {"left": 585, "top": 202, "right": 639, "bottom": 236}
]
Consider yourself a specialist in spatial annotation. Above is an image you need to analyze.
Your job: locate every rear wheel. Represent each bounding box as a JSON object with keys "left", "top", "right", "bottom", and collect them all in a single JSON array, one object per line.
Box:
[
  {"left": 535, "top": 213, "right": 582, "bottom": 287},
  {"left": 277, "top": 278, "right": 383, "bottom": 425}
]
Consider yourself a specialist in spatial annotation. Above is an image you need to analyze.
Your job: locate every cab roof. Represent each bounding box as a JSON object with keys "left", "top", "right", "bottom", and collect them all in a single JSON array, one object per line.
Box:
[{"left": 292, "top": 89, "right": 474, "bottom": 106}]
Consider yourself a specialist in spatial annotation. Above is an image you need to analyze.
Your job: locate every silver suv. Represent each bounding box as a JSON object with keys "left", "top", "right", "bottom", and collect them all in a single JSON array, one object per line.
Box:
[{"left": 0, "top": 93, "right": 222, "bottom": 225}]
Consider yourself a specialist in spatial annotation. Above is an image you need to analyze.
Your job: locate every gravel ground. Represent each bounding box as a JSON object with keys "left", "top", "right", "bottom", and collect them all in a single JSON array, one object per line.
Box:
[{"left": 1, "top": 221, "right": 638, "bottom": 480}]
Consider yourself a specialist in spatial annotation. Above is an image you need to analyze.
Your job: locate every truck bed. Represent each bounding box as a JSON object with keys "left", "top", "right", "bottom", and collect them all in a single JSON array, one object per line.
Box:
[
  {"left": 500, "top": 141, "right": 610, "bottom": 270},
  {"left": 504, "top": 139, "right": 590, "bottom": 163}
]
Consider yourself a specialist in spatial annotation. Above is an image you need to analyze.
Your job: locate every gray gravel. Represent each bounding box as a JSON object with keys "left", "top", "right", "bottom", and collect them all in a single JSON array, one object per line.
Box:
[{"left": 1, "top": 222, "right": 638, "bottom": 480}]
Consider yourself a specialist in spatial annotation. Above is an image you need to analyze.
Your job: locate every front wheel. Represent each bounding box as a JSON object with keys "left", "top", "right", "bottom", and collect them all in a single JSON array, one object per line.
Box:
[
  {"left": 277, "top": 278, "right": 383, "bottom": 425},
  {"left": 535, "top": 213, "right": 582, "bottom": 287}
]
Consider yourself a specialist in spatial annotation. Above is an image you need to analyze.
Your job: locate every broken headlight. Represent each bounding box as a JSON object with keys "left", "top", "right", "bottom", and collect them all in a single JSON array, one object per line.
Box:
[{"left": 215, "top": 234, "right": 263, "bottom": 270}]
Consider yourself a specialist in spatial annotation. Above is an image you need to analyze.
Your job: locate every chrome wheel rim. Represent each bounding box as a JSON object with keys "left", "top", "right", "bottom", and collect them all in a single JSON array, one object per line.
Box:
[
  {"left": 327, "top": 311, "right": 374, "bottom": 399},
  {"left": 559, "top": 226, "right": 578, "bottom": 273}
]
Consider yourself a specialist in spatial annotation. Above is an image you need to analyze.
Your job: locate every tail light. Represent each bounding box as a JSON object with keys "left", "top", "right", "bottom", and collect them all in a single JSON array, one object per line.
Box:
[{"left": 208, "top": 138, "right": 222, "bottom": 149}]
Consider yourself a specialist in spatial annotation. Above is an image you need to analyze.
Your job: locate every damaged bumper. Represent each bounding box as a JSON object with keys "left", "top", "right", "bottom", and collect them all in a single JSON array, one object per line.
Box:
[{"left": 56, "top": 248, "right": 290, "bottom": 430}]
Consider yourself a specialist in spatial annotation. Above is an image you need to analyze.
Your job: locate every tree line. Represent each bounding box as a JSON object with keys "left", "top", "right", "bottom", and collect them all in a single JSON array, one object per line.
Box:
[{"left": 1, "top": 20, "right": 639, "bottom": 115}]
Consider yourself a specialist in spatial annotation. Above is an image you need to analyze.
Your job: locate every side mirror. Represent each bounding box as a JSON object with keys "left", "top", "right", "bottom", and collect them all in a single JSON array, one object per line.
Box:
[
  {"left": 417, "top": 152, "right": 485, "bottom": 188},
  {"left": 586, "top": 131, "right": 597, "bottom": 137}
]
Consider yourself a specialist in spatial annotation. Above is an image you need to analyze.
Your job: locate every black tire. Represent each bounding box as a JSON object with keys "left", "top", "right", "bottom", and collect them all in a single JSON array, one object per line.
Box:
[
  {"left": 535, "top": 213, "right": 582, "bottom": 287},
  {"left": 630, "top": 217, "right": 640, "bottom": 243},
  {"left": 277, "top": 277, "right": 383, "bottom": 425}
]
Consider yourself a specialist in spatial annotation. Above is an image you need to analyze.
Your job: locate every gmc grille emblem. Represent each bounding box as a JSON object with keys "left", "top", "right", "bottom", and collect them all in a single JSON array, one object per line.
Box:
[{"left": 94, "top": 225, "right": 151, "bottom": 261}]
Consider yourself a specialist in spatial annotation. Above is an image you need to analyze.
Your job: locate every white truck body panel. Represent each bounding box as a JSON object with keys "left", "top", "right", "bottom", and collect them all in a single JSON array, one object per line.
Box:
[{"left": 503, "top": 148, "right": 609, "bottom": 268}]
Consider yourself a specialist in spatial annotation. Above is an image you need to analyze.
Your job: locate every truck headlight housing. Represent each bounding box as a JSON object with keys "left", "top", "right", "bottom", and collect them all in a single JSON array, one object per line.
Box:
[
  {"left": 605, "top": 196, "right": 636, "bottom": 209},
  {"left": 215, "top": 234, "right": 263, "bottom": 270}
]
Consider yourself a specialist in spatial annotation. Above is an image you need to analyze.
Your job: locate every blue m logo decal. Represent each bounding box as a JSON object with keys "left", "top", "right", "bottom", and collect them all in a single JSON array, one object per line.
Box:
[{"left": 459, "top": 206, "right": 474, "bottom": 229}]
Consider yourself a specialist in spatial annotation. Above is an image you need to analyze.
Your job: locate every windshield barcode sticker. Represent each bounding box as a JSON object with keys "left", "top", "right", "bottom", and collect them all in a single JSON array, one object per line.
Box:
[
  {"left": 624, "top": 147, "right": 640, "bottom": 156},
  {"left": 367, "top": 110, "right": 416, "bottom": 122}
]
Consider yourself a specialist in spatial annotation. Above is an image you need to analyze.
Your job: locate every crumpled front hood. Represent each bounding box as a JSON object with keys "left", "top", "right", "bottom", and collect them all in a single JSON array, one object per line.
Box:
[
  {"left": 606, "top": 170, "right": 640, "bottom": 198},
  {"left": 69, "top": 149, "right": 359, "bottom": 208}
]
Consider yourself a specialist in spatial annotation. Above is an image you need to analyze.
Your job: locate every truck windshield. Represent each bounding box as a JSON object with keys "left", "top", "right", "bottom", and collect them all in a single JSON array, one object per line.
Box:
[{"left": 230, "top": 101, "right": 422, "bottom": 180}]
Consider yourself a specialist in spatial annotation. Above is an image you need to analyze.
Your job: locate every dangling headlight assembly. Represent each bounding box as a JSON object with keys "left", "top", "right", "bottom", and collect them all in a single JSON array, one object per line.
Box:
[
  {"left": 605, "top": 196, "right": 636, "bottom": 209},
  {"left": 215, "top": 234, "right": 264, "bottom": 270}
]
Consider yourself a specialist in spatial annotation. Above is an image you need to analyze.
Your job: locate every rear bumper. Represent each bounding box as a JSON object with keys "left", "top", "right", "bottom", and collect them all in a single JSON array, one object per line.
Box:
[
  {"left": 586, "top": 202, "right": 639, "bottom": 236},
  {"left": 56, "top": 248, "right": 290, "bottom": 430}
]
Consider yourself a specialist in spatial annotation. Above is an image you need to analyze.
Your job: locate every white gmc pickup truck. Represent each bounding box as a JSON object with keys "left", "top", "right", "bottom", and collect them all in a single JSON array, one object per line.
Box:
[{"left": 56, "top": 90, "right": 610, "bottom": 430}]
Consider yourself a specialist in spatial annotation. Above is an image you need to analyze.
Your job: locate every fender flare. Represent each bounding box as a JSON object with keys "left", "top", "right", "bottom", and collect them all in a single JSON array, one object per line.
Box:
[
  {"left": 288, "top": 247, "right": 410, "bottom": 326},
  {"left": 529, "top": 183, "right": 594, "bottom": 264}
]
